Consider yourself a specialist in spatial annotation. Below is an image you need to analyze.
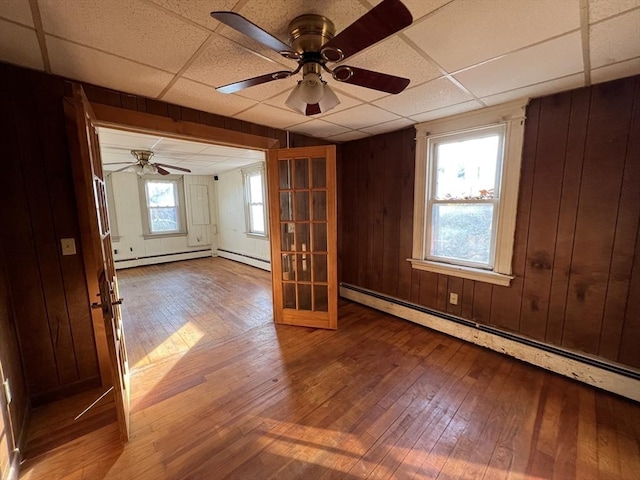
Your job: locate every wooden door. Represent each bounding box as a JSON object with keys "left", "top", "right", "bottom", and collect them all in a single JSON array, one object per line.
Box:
[
  {"left": 64, "top": 84, "right": 130, "bottom": 443},
  {"left": 267, "top": 146, "right": 338, "bottom": 329}
]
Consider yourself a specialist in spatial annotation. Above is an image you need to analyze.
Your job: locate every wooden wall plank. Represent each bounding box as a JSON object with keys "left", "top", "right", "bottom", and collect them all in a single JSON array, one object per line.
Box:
[
  {"left": 563, "top": 78, "right": 635, "bottom": 353},
  {"left": 370, "top": 136, "right": 386, "bottom": 293},
  {"left": 461, "top": 279, "right": 474, "bottom": 319},
  {"left": 472, "top": 283, "right": 492, "bottom": 324},
  {"left": 418, "top": 271, "right": 438, "bottom": 310},
  {"left": 381, "top": 132, "right": 402, "bottom": 298},
  {"left": 397, "top": 128, "right": 415, "bottom": 301},
  {"left": 489, "top": 99, "right": 541, "bottom": 333},
  {"left": 519, "top": 93, "right": 572, "bottom": 339},
  {"left": 437, "top": 274, "right": 449, "bottom": 312},
  {"left": 545, "top": 87, "right": 591, "bottom": 345},
  {"left": 340, "top": 143, "right": 359, "bottom": 285}
]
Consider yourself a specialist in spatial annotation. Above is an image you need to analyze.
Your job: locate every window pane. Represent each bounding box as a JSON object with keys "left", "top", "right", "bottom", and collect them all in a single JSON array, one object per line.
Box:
[
  {"left": 435, "top": 135, "right": 500, "bottom": 200},
  {"left": 431, "top": 203, "right": 493, "bottom": 264},
  {"left": 150, "top": 207, "right": 178, "bottom": 232},
  {"left": 279, "top": 159, "right": 292, "bottom": 190},
  {"left": 249, "top": 173, "right": 263, "bottom": 203},
  {"left": 147, "top": 181, "right": 176, "bottom": 207},
  {"left": 250, "top": 204, "right": 264, "bottom": 233},
  {"left": 295, "top": 158, "right": 309, "bottom": 188},
  {"left": 298, "top": 284, "right": 312, "bottom": 311}
]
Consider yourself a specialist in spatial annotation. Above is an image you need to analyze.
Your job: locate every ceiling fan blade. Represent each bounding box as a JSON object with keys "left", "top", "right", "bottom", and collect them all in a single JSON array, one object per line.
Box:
[
  {"left": 333, "top": 66, "right": 410, "bottom": 94},
  {"left": 156, "top": 166, "right": 171, "bottom": 176},
  {"left": 112, "top": 164, "right": 136, "bottom": 173},
  {"left": 305, "top": 104, "right": 321, "bottom": 116},
  {"left": 210, "top": 11, "right": 294, "bottom": 55},
  {"left": 321, "top": 0, "right": 412, "bottom": 62},
  {"left": 217, "top": 71, "right": 293, "bottom": 94},
  {"left": 155, "top": 163, "right": 192, "bottom": 173}
]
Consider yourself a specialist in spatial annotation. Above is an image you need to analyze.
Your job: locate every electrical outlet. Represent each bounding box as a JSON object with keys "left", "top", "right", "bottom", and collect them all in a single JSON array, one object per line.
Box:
[
  {"left": 449, "top": 292, "right": 459, "bottom": 305},
  {"left": 60, "top": 238, "right": 76, "bottom": 256}
]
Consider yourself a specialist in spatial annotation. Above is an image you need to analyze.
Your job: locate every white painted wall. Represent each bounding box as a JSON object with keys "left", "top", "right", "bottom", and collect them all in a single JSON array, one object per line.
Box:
[
  {"left": 215, "top": 167, "right": 271, "bottom": 270},
  {"left": 106, "top": 172, "right": 217, "bottom": 268}
]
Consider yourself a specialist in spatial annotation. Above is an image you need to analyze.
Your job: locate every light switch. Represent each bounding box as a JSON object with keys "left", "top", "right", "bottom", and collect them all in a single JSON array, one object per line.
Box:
[{"left": 61, "top": 238, "right": 77, "bottom": 256}]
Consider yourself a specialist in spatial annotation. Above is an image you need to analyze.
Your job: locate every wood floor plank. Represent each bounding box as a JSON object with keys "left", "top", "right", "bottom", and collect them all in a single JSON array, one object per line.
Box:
[{"left": 18, "top": 258, "right": 640, "bottom": 480}]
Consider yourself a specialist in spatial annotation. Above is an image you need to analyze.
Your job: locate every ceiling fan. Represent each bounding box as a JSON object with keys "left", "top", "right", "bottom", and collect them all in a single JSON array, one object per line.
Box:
[
  {"left": 211, "top": 0, "right": 413, "bottom": 115},
  {"left": 104, "top": 150, "right": 192, "bottom": 176}
]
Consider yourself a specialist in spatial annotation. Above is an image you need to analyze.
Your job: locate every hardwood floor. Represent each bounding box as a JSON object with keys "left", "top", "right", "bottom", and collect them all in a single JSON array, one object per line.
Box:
[{"left": 19, "top": 258, "right": 640, "bottom": 479}]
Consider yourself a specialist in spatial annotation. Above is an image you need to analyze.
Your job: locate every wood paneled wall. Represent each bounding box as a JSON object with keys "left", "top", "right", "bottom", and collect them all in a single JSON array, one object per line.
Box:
[
  {"left": 340, "top": 75, "right": 640, "bottom": 369},
  {"left": 0, "top": 61, "right": 325, "bottom": 405},
  {"left": 0, "top": 251, "right": 27, "bottom": 477}
]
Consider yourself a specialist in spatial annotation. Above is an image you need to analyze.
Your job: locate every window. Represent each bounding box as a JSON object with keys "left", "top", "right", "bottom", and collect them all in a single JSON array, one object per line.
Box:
[
  {"left": 138, "top": 176, "right": 187, "bottom": 237},
  {"left": 411, "top": 100, "right": 527, "bottom": 286},
  {"left": 243, "top": 163, "right": 268, "bottom": 237}
]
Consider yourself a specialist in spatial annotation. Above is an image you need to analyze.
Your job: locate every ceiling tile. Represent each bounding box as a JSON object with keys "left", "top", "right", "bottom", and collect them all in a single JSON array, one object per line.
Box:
[
  {"left": 234, "top": 103, "right": 310, "bottom": 129},
  {"left": 591, "top": 57, "right": 640, "bottom": 84},
  {"left": 0, "top": 20, "right": 43, "bottom": 70},
  {"left": 162, "top": 78, "right": 257, "bottom": 117},
  {"left": 409, "top": 100, "right": 483, "bottom": 123},
  {"left": 326, "top": 79, "right": 391, "bottom": 102},
  {"left": 148, "top": 0, "right": 238, "bottom": 30},
  {"left": 154, "top": 138, "right": 210, "bottom": 154},
  {"left": 360, "top": 118, "right": 415, "bottom": 135},
  {"left": 199, "top": 145, "right": 260, "bottom": 158},
  {"left": 590, "top": 10, "right": 640, "bottom": 68},
  {"left": 338, "top": 36, "right": 441, "bottom": 89},
  {"left": 373, "top": 77, "right": 473, "bottom": 117},
  {"left": 480, "top": 74, "right": 585, "bottom": 106},
  {"left": 264, "top": 86, "right": 363, "bottom": 116},
  {"left": 288, "top": 119, "right": 351, "bottom": 138},
  {"left": 321, "top": 104, "right": 401, "bottom": 130},
  {"left": 454, "top": 32, "right": 583, "bottom": 98},
  {"left": 99, "top": 129, "right": 162, "bottom": 149},
  {"left": 404, "top": 0, "right": 580, "bottom": 72},
  {"left": 327, "top": 131, "right": 371, "bottom": 142},
  {"left": 182, "top": 35, "right": 285, "bottom": 89},
  {"left": 368, "top": 0, "right": 450, "bottom": 22},
  {"left": 39, "top": 0, "right": 209, "bottom": 73},
  {"left": 47, "top": 36, "right": 174, "bottom": 97},
  {"left": 588, "top": 0, "right": 639, "bottom": 23},
  {"left": 0, "top": 0, "right": 34, "bottom": 26}
]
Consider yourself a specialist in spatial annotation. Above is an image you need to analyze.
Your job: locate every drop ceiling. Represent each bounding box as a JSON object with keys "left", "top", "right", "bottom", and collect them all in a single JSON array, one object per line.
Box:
[
  {"left": 99, "top": 127, "right": 265, "bottom": 176},
  {"left": 1, "top": 0, "right": 639, "bottom": 142}
]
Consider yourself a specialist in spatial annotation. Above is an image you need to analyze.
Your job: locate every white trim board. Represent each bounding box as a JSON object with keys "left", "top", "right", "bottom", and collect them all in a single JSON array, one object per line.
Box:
[
  {"left": 340, "top": 284, "right": 640, "bottom": 403},
  {"left": 217, "top": 250, "right": 271, "bottom": 272},
  {"left": 114, "top": 250, "right": 212, "bottom": 269}
]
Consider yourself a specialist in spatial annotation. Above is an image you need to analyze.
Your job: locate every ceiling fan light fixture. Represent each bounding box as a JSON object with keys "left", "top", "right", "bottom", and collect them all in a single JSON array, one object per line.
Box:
[
  {"left": 285, "top": 75, "right": 341, "bottom": 116},
  {"left": 142, "top": 163, "right": 158, "bottom": 175},
  {"left": 318, "top": 83, "right": 340, "bottom": 112},
  {"left": 299, "top": 72, "right": 324, "bottom": 104}
]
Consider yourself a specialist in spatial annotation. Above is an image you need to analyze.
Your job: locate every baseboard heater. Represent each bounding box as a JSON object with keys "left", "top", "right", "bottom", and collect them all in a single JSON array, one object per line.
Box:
[
  {"left": 217, "top": 249, "right": 270, "bottom": 271},
  {"left": 340, "top": 283, "right": 640, "bottom": 402},
  {"left": 115, "top": 249, "right": 212, "bottom": 268}
]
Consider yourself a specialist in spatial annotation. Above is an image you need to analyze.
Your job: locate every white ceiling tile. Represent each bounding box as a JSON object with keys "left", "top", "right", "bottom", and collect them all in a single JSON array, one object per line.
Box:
[
  {"left": 0, "top": 20, "right": 43, "bottom": 70},
  {"left": 162, "top": 78, "right": 257, "bottom": 117},
  {"left": 367, "top": 0, "right": 450, "bottom": 22},
  {"left": 591, "top": 57, "right": 640, "bottom": 84},
  {"left": 480, "top": 74, "right": 585, "bottom": 106},
  {"left": 327, "top": 79, "right": 391, "bottom": 102},
  {"left": 234, "top": 103, "right": 310, "bottom": 129},
  {"left": 0, "top": 0, "right": 34, "bottom": 26},
  {"left": 154, "top": 138, "right": 209, "bottom": 154},
  {"left": 288, "top": 119, "right": 351, "bottom": 138},
  {"left": 339, "top": 36, "right": 441, "bottom": 88},
  {"left": 47, "top": 36, "right": 174, "bottom": 97},
  {"left": 409, "top": 100, "right": 483, "bottom": 123},
  {"left": 321, "top": 104, "right": 401, "bottom": 130},
  {"left": 199, "top": 145, "right": 260, "bottom": 158},
  {"left": 148, "top": 0, "right": 238, "bottom": 30},
  {"left": 327, "top": 131, "right": 371, "bottom": 142},
  {"left": 590, "top": 10, "right": 640, "bottom": 68},
  {"left": 588, "top": 0, "right": 639, "bottom": 23},
  {"left": 373, "top": 77, "right": 473, "bottom": 117},
  {"left": 99, "top": 130, "right": 162, "bottom": 149},
  {"left": 454, "top": 32, "right": 583, "bottom": 98},
  {"left": 39, "top": 0, "right": 208, "bottom": 73},
  {"left": 264, "top": 86, "right": 363, "bottom": 117},
  {"left": 183, "top": 35, "right": 285, "bottom": 88},
  {"left": 360, "top": 118, "right": 415, "bottom": 135},
  {"left": 404, "top": 0, "right": 580, "bottom": 72}
]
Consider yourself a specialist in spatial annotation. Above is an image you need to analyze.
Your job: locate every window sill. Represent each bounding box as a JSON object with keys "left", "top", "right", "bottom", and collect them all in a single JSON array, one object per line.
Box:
[
  {"left": 142, "top": 231, "right": 187, "bottom": 240},
  {"left": 408, "top": 259, "right": 514, "bottom": 287},
  {"left": 245, "top": 232, "right": 269, "bottom": 240}
]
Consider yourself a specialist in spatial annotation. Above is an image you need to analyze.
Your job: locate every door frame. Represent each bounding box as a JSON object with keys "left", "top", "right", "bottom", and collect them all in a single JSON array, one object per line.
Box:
[{"left": 81, "top": 101, "right": 285, "bottom": 381}]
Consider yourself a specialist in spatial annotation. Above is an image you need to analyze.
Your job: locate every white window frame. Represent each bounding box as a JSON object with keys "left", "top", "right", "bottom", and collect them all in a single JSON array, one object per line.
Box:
[
  {"left": 242, "top": 163, "right": 268, "bottom": 238},
  {"left": 138, "top": 175, "right": 187, "bottom": 238},
  {"left": 410, "top": 100, "right": 528, "bottom": 287}
]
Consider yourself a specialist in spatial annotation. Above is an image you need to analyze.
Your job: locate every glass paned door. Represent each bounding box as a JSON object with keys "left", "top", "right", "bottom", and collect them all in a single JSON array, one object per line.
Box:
[{"left": 268, "top": 146, "right": 337, "bottom": 329}]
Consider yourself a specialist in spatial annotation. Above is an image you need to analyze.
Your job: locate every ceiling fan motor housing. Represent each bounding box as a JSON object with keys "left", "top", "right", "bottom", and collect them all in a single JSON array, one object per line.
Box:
[{"left": 288, "top": 14, "right": 335, "bottom": 54}]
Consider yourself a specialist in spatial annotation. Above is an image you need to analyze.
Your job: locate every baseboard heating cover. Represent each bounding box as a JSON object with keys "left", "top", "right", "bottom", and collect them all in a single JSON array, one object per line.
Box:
[{"left": 340, "top": 283, "right": 640, "bottom": 402}]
